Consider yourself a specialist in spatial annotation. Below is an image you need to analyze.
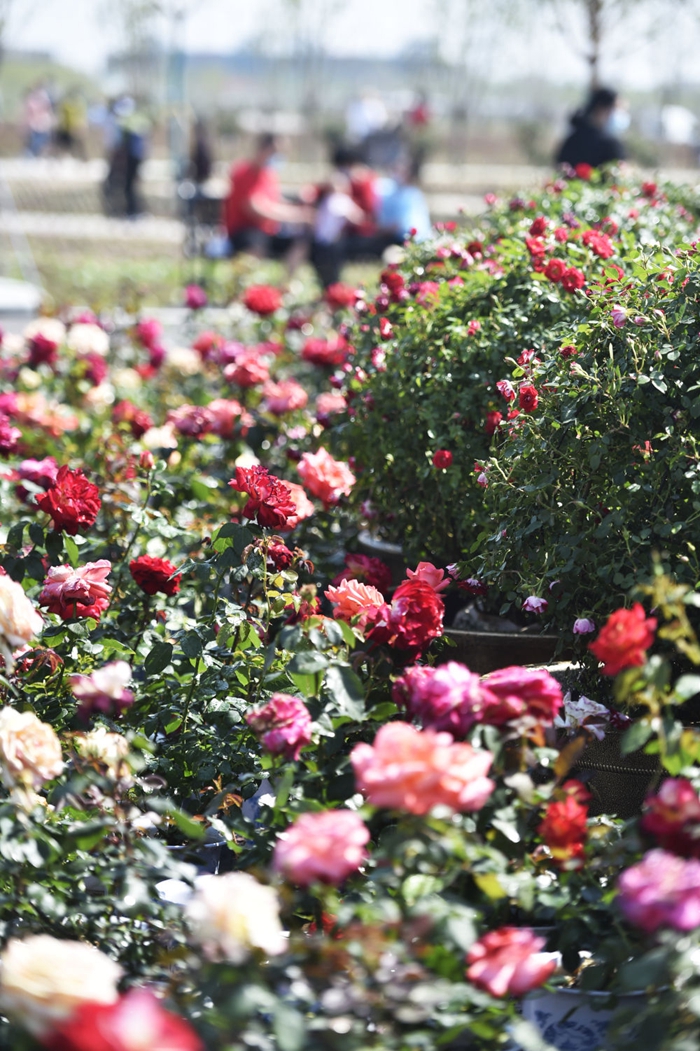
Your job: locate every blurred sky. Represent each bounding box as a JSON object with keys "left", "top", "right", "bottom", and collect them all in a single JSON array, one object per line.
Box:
[{"left": 6, "top": 0, "right": 700, "bottom": 89}]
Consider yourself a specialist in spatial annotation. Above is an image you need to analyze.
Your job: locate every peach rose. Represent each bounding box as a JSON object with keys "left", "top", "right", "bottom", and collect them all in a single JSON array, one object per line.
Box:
[
  {"left": 0, "top": 707, "right": 63, "bottom": 798},
  {"left": 297, "top": 448, "right": 355, "bottom": 508},
  {"left": 0, "top": 574, "right": 43, "bottom": 669},
  {"left": 324, "top": 578, "right": 385, "bottom": 630},
  {"left": 273, "top": 809, "right": 369, "bottom": 886},
  {"left": 185, "top": 872, "right": 285, "bottom": 963},
  {"left": 280, "top": 480, "right": 315, "bottom": 530},
  {"left": 73, "top": 727, "right": 132, "bottom": 784},
  {"left": 0, "top": 934, "right": 121, "bottom": 1036},
  {"left": 351, "top": 721, "right": 494, "bottom": 815}
]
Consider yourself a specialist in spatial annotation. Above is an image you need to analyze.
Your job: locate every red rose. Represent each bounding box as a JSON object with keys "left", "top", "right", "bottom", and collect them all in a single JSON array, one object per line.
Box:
[
  {"left": 529, "top": 216, "right": 547, "bottom": 236},
  {"left": 44, "top": 988, "right": 203, "bottom": 1051},
  {"left": 378, "top": 317, "right": 393, "bottom": 340},
  {"left": 642, "top": 181, "right": 657, "bottom": 198},
  {"left": 129, "top": 555, "right": 182, "bottom": 596},
  {"left": 266, "top": 540, "right": 295, "bottom": 570},
  {"left": 544, "top": 258, "right": 567, "bottom": 282},
  {"left": 518, "top": 385, "right": 539, "bottom": 412},
  {"left": 135, "top": 317, "right": 162, "bottom": 350},
  {"left": 560, "top": 267, "right": 585, "bottom": 292},
  {"left": 28, "top": 332, "right": 59, "bottom": 368},
  {"left": 466, "top": 927, "right": 556, "bottom": 998},
  {"left": 325, "top": 282, "right": 357, "bottom": 310},
  {"left": 641, "top": 778, "right": 700, "bottom": 857},
  {"left": 432, "top": 449, "right": 453, "bottom": 469},
  {"left": 301, "top": 336, "right": 350, "bottom": 367},
  {"left": 229, "top": 465, "right": 296, "bottom": 528},
  {"left": 485, "top": 411, "right": 503, "bottom": 435},
  {"left": 243, "top": 285, "right": 282, "bottom": 315},
  {"left": 36, "top": 465, "right": 101, "bottom": 535},
  {"left": 524, "top": 237, "right": 546, "bottom": 257},
  {"left": 367, "top": 579, "right": 444, "bottom": 658},
  {"left": 582, "top": 229, "right": 614, "bottom": 259},
  {"left": 380, "top": 268, "right": 406, "bottom": 295},
  {"left": 574, "top": 162, "right": 593, "bottom": 180},
  {"left": 112, "top": 401, "right": 153, "bottom": 439},
  {"left": 560, "top": 344, "right": 578, "bottom": 358},
  {"left": 466, "top": 240, "right": 484, "bottom": 256},
  {"left": 588, "top": 602, "right": 657, "bottom": 676},
  {"left": 538, "top": 794, "right": 588, "bottom": 866}
]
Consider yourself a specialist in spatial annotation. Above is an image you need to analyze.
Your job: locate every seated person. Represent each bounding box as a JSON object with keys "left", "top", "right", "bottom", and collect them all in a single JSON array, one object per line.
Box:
[
  {"left": 556, "top": 87, "right": 628, "bottom": 171},
  {"left": 220, "top": 132, "right": 311, "bottom": 262}
]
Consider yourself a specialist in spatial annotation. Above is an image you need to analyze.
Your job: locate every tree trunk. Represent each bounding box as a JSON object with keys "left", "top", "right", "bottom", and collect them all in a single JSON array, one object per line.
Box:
[{"left": 586, "top": 0, "right": 604, "bottom": 88}]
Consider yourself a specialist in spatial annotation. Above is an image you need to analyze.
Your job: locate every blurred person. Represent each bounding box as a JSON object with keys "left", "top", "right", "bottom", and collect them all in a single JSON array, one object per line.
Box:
[
  {"left": 407, "top": 91, "right": 430, "bottom": 129},
  {"left": 102, "top": 96, "right": 150, "bottom": 218},
  {"left": 377, "top": 153, "right": 432, "bottom": 243},
  {"left": 332, "top": 144, "right": 379, "bottom": 236},
  {"left": 23, "top": 83, "right": 54, "bottom": 157},
  {"left": 54, "top": 87, "right": 88, "bottom": 159},
  {"left": 220, "top": 132, "right": 312, "bottom": 269},
  {"left": 345, "top": 90, "right": 388, "bottom": 144},
  {"left": 189, "top": 115, "right": 213, "bottom": 188},
  {"left": 311, "top": 170, "right": 367, "bottom": 287},
  {"left": 556, "top": 87, "right": 628, "bottom": 170}
]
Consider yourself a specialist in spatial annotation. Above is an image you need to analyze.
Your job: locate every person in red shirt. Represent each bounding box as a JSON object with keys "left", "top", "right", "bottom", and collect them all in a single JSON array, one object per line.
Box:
[{"left": 222, "top": 133, "right": 312, "bottom": 264}]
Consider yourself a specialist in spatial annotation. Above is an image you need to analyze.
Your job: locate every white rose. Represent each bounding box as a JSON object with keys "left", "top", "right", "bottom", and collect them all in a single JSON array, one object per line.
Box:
[
  {"left": 0, "top": 935, "right": 121, "bottom": 1036},
  {"left": 74, "top": 727, "right": 132, "bottom": 783},
  {"left": 23, "top": 317, "right": 66, "bottom": 348},
  {"left": 141, "top": 423, "right": 178, "bottom": 452},
  {"left": 112, "top": 367, "right": 142, "bottom": 392},
  {"left": 554, "top": 692, "right": 611, "bottom": 741},
  {"left": 185, "top": 872, "right": 286, "bottom": 963},
  {"left": 66, "top": 323, "right": 110, "bottom": 357},
  {"left": 0, "top": 575, "right": 43, "bottom": 667},
  {"left": 0, "top": 707, "right": 63, "bottom": 793},
  {"left": 165, "top": 346, "right": 201, "bottom": 376},
  {"left": 83, "top": 383, "right": 115, "bottom": 412}
]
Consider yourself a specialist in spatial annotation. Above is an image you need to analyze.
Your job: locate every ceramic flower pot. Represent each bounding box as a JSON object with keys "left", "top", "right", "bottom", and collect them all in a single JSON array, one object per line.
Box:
[
  {"left": 569, "top": 729, "right": 661, "bottom": 819},
  {"left": 437, "top": 628, "right": 571, "bottom": 675},
  {"left": 520, "top": 987, "right": 645, "bottom": 1051}
]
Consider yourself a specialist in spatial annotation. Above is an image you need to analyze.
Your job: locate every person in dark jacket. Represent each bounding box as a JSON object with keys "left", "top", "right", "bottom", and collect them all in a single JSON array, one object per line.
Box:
[{"left": 556, "top": 87, "right": 628, "bottom": 170}]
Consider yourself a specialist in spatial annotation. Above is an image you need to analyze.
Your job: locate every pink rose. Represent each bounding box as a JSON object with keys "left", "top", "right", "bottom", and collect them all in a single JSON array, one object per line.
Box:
[
  {"left": 325, "top": 578, "right": 385, "bottom": 631},
  {"left": 278, "top": 481, "right": 315, "bottom": 530},
  {"left": 246, "top": 693, "right": 312, "bottom": 760},
  {"left": 315, "top": 391, "right": 347, "bottom": 425},
  {"left": 611, "top": 305, "right": 627, "bottom": 328},
  {"left": 405, "top": 561, "right": 450, "bottom": 593},
  {"left": 573, "top": 617, "right": 596, "bottom": 634},
  {"left": 185, "top": 284, "right": 208, "bottom": 309},
  {"left": 262, "top": 379, "right": 309, "bottom": 416},
  {"left": 393, "top": 662, "right": 500, "bottom": 737},
  {"left": 351, "top": 721, "right": 494, "bottom": 815},
  {"left": 207, "top": 398, "right": 253, "bottom": 438},
  {"left": 273, "top": 809, "right": 370, "bottom": 886},
  {"left": 618, "top": 849, "right": 700, "bottom": 932},
  {"left": 480, "top": 665, "right": 563, "bottom": 726},
  {"left": 70, "top": 661, "right": 134, "bottom": 719},
  {"left": 522, "top": 596, "right": 547, "bottom": 614},
  {"left": 224, "top": 351, "right": 270, "bottom": 388},
  {"left": 38, "top": 561, "right": 112, "bottom": 621},
  {"left": 297, "top": 448, "right": 355, "bottom": 508},
  {"left": 466, "top": 927, "right": 556, "bottom": 997}
]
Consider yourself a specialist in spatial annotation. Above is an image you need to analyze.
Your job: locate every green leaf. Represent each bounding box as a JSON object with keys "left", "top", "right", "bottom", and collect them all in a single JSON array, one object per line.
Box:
[
  {"left": 324, "top": 665, "right": 365, "bottom": 721},
  {"left": 273, "top": 1004, "right": 306, "bottom": 1051},
  {"left": 144, "top": 642, "right": 173, "bottom": 676},
  {"left": 621, "top": 721, "right": 654, "bottom": 756},
  {"left": 6, "top": 521, "right": 25, "bottom": 550},
  {"left": 169, "top": 807, "right": 206, "bottom": 841},
  {"left": 674, "top": 675, "right": 700, "bottom": 701},
  {"left": 288, "top": 651, "right": 328, "bottom": 676},
  {"left": 63, "top": 535, "right": 79, "bottom": 568},
  {"left": 181, "top": 631, "right": 203, "bottom": 659}
]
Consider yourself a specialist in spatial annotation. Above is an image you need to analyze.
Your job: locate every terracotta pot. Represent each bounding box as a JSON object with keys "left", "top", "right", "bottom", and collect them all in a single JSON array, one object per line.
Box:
[
  {"left": 521, "top": 987, "right": 645, "bottom": 1051},
  {"left": 436, "top": 628, "right": 572, "bottom": 675}
]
